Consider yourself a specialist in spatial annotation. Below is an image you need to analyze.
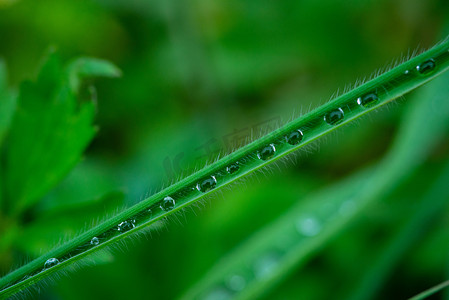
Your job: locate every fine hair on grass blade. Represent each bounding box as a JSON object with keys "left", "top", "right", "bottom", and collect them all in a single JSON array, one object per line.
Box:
[
  {"left": 180, "top": 62, "right": 449, "bottom": 300},
  {"left": 345, "top": 62, "right": 449, "bottom": 300},
  {"left": 1, "top": 38, "right": 449, "bottom": 299}
]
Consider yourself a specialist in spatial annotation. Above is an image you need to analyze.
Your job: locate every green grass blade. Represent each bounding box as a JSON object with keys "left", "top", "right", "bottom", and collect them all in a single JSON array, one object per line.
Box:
[
  {"left": 1, "top": 39, "right": 449, "bottom": 299},
  {"left": 347, "top": 160, "right": 449, "bottom": 300},
  {"left": 180, "top": 47, "right": 449, "bottom": 300},
  {"left": 346, "top": 62, "right": 449, "bottom": 300},
  {"left": 181, "top": 165, "right": 375, "bottom": 300},
  {"left": 409, "top": 280, "right": 449, "bottom": 300}
]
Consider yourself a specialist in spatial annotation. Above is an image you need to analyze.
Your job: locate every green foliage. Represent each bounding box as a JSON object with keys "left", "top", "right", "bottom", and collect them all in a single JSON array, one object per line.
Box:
[
  {"left": 67, "top": 57, "right": 122, "bottom": 92},
  {"left": 0, "top": 50, "right": 121, "bottom": 297},
  {"left": 0, "top": 59, "right": 15, "bottom": 147},
  {"left": 2, "top": 39, "right": 449, "bottom": 298},
  {"left": 1, "top": 1, "right": 449, "bottom": 300},
  {"left": 4, "top": 50, "right": 119, "bottom": 216},
  {"left": 182, "top": 68, "right": 449, "bottom": 300},
  {"left": 0, "top": 58, "right": 16, "bottom": 211},
  {"left": 346, "top": 67, "right": 449, "bottom": 300}
]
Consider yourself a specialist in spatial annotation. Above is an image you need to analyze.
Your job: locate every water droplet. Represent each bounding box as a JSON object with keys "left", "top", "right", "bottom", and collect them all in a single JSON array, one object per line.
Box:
[
  {"left": 324, "top": 108, "right": 344, "bottom": 125},
  {"left": 44, "top": 258, "right": 59, "bottom": 269},
  {"left": 227, "top": 275, "right": 246, "bottom": 291},
  {"left": 196, "top": 176, "right": 217, "bottom": 192},
  {"left": 357, "top": 93, "right": 379, "bottom": 108},
  {"left": 296, "top": 216, "right": 321, "bottom": 237},
  {"left": 226, "top": 162, "right": 240, "bottom": 174},
  {"left": 253, "top": 253, "right": 280, "bottom": 279},
  {"left": 416, "top": 59, "right": 436, "bottom": 75},
  {"left": 404, "top": 70, "right": 410, "bottom": 75},
  {"left": 257, "top": 144, "right": 276, "bottom": 160},
  {"left": 160, "top": 196, "right": 176, "bottom": 211},
  {"left": 90, "top": 237, "right": 100, "bottom": 246},
  {"left": 285, "top": 129, "right": 303, "bottom": 145},
  {"left": 117, "top": 219, "right": 135, "bottom": 232}
]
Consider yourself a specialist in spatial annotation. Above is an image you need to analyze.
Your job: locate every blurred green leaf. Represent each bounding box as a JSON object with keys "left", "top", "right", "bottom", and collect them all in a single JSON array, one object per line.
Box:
[
  {"left": 37, "top": 159, "right": 121, "bottom": 214},
  {"left": 181, "top": 166, "right": 373, "bottom": 300},
  {"left": 4, "top": 50, "right": 118, "bottom": 216},
  {"left": 0, "top": 58, "right": 16, "bottom": 210},
  {"left": 0, "top": 1, "right": 448, "bottom": 299},
  {"left": 0, "top": 58, "right": 16, "bottom": 145},
  {"left": 67, "top": 57, "right": 121, "bottom": 92},
  {"left": 346, "top": 160, "right": 449, "bottom": 300}
]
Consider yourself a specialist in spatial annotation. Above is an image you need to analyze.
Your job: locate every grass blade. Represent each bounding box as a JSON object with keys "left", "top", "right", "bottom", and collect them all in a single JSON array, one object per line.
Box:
[
  {"left": 409, "top": 280, "right": 449, "bottom": 300},
  {"left": 180, "top": 54, "right": 449, "bottom": 299},
  {"left": 1, "top": 39, "right": 449, "bottom": 298},
  {"left": 346, "top": 60, "right": 449, "bottom": 300}
]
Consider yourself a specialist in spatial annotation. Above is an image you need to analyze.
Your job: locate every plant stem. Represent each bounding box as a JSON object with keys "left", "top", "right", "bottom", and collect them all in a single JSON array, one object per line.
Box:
[
  {"left": 409, "top": 280, "right": 449, "bottom": 300},
  {"left": 1, "top": 39, "right": 449, "bottom": 299}
]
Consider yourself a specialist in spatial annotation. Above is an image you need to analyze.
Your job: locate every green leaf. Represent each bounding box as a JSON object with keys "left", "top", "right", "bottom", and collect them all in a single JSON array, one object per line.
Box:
[
  {"left": 0, "top": 58, "right": 16, "bottom": 210},
  {"left": 0, "top": 58, "right": 16, "bottom": 146},
  {"left": 345, "top": 161, "right": 449, "bottom": 300},
  {"left": 67, "top": 57, "right": 122, "bottom": 92},
  {"left": 37, "top": 159, "right": 120, "bottom": 214},
  {"left": 181, "top": 166, "right": 374, "bottom": 300},
  {"left": 3, "top": 51, "right": 119, "bottom": 216},
  {"left": 2, "top": 38, "right": 449, "bottom": 298}
]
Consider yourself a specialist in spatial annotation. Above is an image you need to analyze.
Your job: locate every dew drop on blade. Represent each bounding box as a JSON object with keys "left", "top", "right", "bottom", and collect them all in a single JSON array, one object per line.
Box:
[
  {"left": 357, "top": 92, "right": 379, "bottom": 108},
  {"left": 44, "top": 258, "right": 59, "bottom": 269},
  {"left": 160, "top": 196, "right": 176, "bottom": 211},
  {"left": 286, "top": 129, "right": 303, "bottom": 145},
  {"left": 416, "top": 59, "right": 436, "bottom": 75},
  {"left": 226, "top": 162, "right": 239, "bottom": 174},
  {"left": 227, "top": 274, "right": 246, "bottom": 292},
  {"left": 90, "top": 237, "right": 100, "bottom": 246},
  {"left": 257, "top": 144, "right": 276, "bottom": 160},
  {"left": 324, "top": 108, "right": 344, "bottom": 125},
  {"left": 296, "top": 216, "right": 321, "bottom": 237},
  {"left": 117, "top": 219, "right": 136, "bottom": 232},
  {"left": 196, "top": 176, "right": 217, "bottom": 192},
  {"left": 253, "top": 253, "right": 280, "bottom": 279}
]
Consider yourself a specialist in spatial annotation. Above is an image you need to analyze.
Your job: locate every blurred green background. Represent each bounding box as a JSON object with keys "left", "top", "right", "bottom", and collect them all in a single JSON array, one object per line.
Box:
[{"left": 1, "top": 0, "right": 449, "bottom": 299}]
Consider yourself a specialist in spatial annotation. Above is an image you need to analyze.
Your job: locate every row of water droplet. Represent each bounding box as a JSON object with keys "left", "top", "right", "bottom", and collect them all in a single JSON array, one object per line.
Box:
[
  {"left": 197, "top": 57, "right": 445, "bottom": 299},
  {"left": 10, "top": 56, "right": 442, "bottom": 289}
]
